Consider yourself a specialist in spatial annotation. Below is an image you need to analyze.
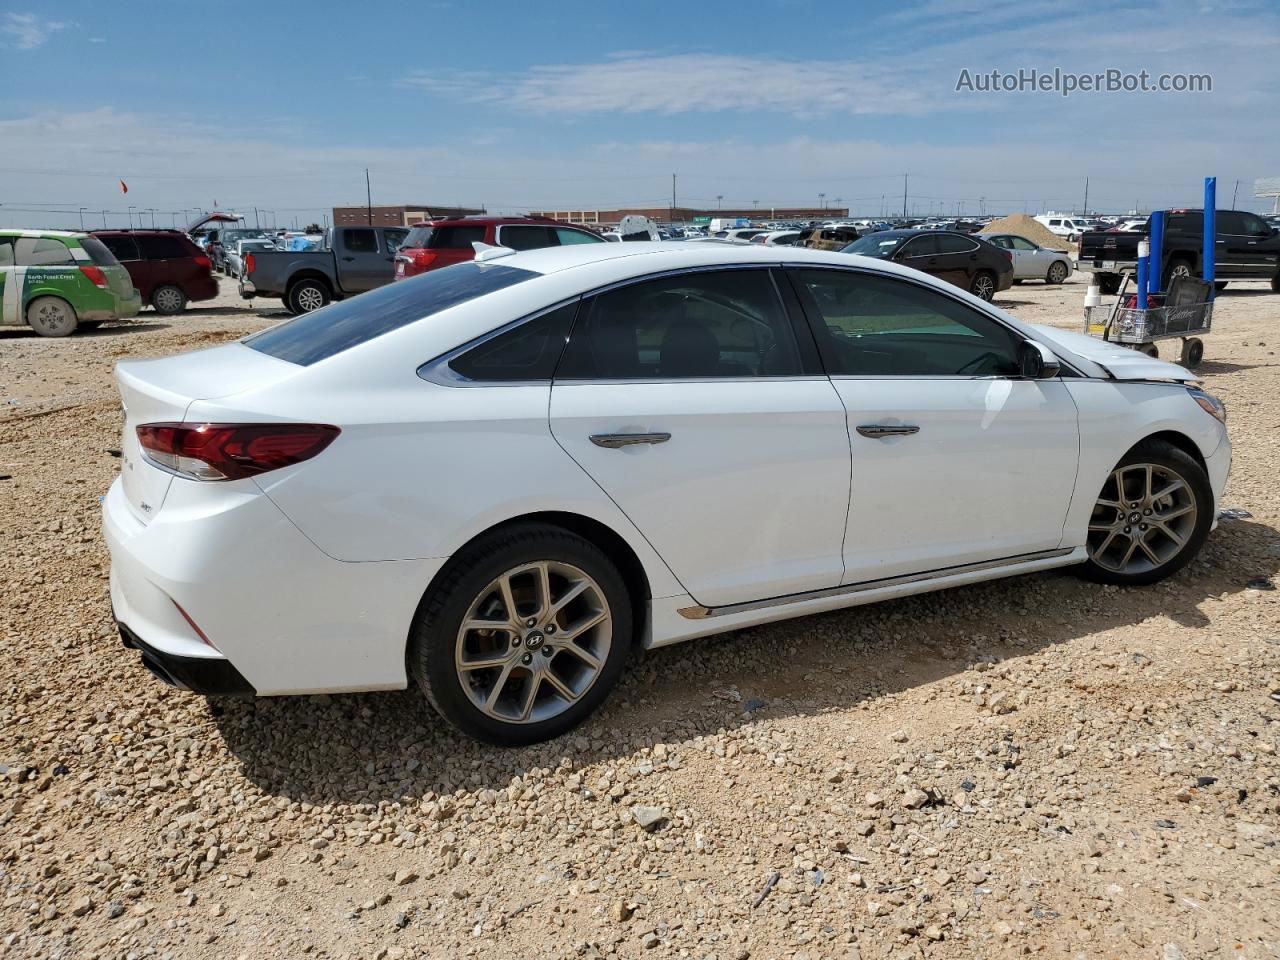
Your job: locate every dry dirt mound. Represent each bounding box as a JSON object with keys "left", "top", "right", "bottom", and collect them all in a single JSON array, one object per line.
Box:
[{"left": 980, "top": 212, "right": 1070, "bottom": 250}]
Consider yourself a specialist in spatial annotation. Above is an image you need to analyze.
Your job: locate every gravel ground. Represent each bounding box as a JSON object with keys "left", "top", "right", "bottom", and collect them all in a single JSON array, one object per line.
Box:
[{"left": 2, "top": 274, "right": 1278, "bottom": 960}]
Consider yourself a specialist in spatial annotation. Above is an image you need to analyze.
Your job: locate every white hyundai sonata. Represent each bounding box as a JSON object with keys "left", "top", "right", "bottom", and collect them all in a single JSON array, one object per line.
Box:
[{"left": 104, "top": 242, "right": 1230, "bottom": 744}]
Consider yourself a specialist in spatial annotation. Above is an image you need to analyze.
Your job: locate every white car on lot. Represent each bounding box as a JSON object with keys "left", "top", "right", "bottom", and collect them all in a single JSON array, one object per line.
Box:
[
  {"left": 104, "top": 242, "right": 1231, "bottom": 744},
  {"left": 983, "top": 233, "right": 1074, "bottom": 284}
]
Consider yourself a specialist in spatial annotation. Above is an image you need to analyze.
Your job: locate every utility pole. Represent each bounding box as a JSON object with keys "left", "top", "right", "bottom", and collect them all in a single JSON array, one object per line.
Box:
[
  {"left": 1232, "top": 179, "right": 1239, "bottom": 207},
  {"left": 716, "top": 194, "right": 723, "bottom": 209},
  {"left": 902, "top": 174, "right": 908, "bottom": 218},
  {"left": 78, "top": 207, "right": 85, "bottom": 230},
  {"left": 818, "top": 192, "right": 825, "bottom": 210},
  {"left": 254, "top": 207, "right": 260, "bottom": 229},
  {"left": 365, "top": 168, "right": 373, "bottom": 225},
  {"left": 1082, "top": 177, "right": 1089, "bottom": 216}
]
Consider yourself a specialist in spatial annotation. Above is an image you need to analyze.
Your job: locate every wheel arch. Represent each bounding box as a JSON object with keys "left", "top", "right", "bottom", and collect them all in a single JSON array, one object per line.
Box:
[
  {"left": 286, "top": 270, "right": 335, "bottom": 295},
  {"left": 1132, "top": 429, "right": 1208, "bottom": 470}
]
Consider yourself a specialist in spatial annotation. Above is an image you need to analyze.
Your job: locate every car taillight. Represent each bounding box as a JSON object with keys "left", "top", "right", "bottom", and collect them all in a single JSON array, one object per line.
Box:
[
  {"left": 244, "top": 253, "right": 255, "bottom": 275},
  {"left": 136, "top": 422, "right": 340, "bottom": 481},
  {"left": 411, "top": 249, "right": 438, "bottom": 272},
  {"left": 194, "top": 255, "right": 211, "bottom": 270},
  {"left": 79, "top": 265, "right": 108, "bottom": 288}
]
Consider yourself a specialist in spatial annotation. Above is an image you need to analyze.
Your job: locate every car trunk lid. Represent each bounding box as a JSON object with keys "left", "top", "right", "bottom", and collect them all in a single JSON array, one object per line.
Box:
[{"left": 115, "top": 343, "right": 303, "bottom": 524}]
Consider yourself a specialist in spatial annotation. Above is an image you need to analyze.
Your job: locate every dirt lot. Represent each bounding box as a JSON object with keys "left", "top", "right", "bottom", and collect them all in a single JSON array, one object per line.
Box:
[{"left": 2, "top": 274, "right": 1278, "bottom": 960}]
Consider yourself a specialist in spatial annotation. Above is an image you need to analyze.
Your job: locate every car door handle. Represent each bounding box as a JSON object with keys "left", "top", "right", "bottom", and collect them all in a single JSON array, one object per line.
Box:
[
  {"left": 856, "top": 424, "right": 920, "bottom": 439},
  {"left": 589, "top": 432, "right": 671, "bottom": 449}
]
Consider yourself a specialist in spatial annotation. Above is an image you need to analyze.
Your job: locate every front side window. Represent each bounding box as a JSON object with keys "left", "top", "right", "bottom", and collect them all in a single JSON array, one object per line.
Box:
[
  {"left": 446, "top": 302, "right": 577, "bottom": 382},
  {"left": 384, "top": 228, "right": 408, "bottom": 253},
  {"left": 15, "top": 237, "right": 76, "bottom": 267},
  {"left": 792, "top": 268, "right": 1021, "bottom": 377},
  {"left": 343, "top": 229, "right": 378, "bottom": 253},
  {"left": 245, "top": 262, "right": 537, "bottom": 366},
  {"left": 557, "top": 269, "right": 802, "bottom": 380},
  {"left": 1009, "top": 236, "right": 1037, "bottom": 251}
]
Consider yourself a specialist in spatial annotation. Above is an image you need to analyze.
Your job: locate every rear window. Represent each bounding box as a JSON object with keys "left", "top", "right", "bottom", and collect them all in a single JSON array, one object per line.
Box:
[
  {"left": 403, "top": 225, "right": 434, "bottom": 248},
  {"left": 244, "top": 262, "right": 537, "bottom": 366},
  {"left": 429, "top": 225, "right": 486, "bottom": 249},
  {"left": 15, "top": 237, "right": 76, "bottom": 267},
  {"left": 79, "top": 237, "right": 121, "bottom": 267},
  {"left": 137, "top": 234, "right": 192, "bottom": 259}
]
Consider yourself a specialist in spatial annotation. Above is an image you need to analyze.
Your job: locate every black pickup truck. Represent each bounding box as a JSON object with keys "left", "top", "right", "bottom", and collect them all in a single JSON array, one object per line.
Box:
[{"left": 1078, "top": 209, "right": 1280, "bottom": 294}]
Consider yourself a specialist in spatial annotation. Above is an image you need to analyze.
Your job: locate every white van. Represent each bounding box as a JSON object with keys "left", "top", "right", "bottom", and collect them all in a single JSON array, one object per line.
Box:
[{"left": 1034, "top": 215, "right": 1094, "bottom": 241}]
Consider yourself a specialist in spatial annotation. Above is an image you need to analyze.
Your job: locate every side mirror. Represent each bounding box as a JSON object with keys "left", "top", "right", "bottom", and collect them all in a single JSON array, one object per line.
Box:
[{"left": 1019, "top": 340, "right": 1061, "bottom": 379}]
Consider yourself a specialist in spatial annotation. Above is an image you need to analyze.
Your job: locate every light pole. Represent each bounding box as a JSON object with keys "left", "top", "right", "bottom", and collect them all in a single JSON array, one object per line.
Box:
[
  {"left": 716, "top": 195, "right": 723, "bottom": 209},
  {"left": 127, "top": 205, "right": 135, "bottom": 228},
  {"left": 818, "top": 192, "right": 825, "bottom": 210},
  {"left": 78, "top": 207, "right": 86, "bottom": 230}
]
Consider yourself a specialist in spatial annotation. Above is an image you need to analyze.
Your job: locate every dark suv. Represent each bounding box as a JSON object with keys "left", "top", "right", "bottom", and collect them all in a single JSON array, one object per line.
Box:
[
  {"left": 394, "top": 216, "right": 603, "bottom": 280},
  {"left": 842, "top": 229, "right": 1014, "bottom": 301},
  {"left": 90, "top": 230, "right": 218, "bottom": 314}
]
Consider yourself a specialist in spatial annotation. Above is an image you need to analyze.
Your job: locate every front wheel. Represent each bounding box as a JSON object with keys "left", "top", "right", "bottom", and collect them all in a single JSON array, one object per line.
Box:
[
  {"left": 970, "top": 270, "right": 996, "bottom": 301},
  {"left": 408, "top": 524, "right": 633, "bottom": 745},
  {"left": 152, "top": 285, "right": 187, "bottom": 315},
  {"left": 26, "top": 296, "right": 78, "bottom": 337},
  {"left": 1046, "top": 260, "right": 1069, "bottom": 284},
  {"left": 1076, "top": 440, "right": 1213, "bottom": 586}
]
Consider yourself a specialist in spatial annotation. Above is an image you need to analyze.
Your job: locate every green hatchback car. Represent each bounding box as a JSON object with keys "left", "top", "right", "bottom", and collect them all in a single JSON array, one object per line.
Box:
[{"left": 0, "top": 230, "right": 141, "bottom": 337}]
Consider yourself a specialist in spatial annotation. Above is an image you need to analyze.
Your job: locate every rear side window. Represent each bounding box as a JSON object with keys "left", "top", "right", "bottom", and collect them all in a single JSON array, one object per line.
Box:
[
  {"left": 343, "top": 229, "right": 378, "bottom": 253},
  {"left": 15, "top": 237, "right": 76, "bottom": 266},
  {"left": 79, "top": 237, "right": 121, "bottom": 266},
  {"left": 430, "top": 225, "right": 486, "bottom": 249},
  {"left": 98, "top": 235, "right": 140, "bottom": 261},
  {"left": 446, "top": 302, "right": 577, "bottom": 382},
  {"left": 899, "top": 235, "right": 939, "bottom": 257},
  {"left": 0, "top": 238, "right": 14, "bottom": 266},
  {"left": 935, "top": 234, "right": 978, "bottom": 254},
  {"left": 244, "top": 262, "right": 537, "bottom": 366},
  {"left": 498, "top": 225, "right": 556, "bottom": 250},
  {"left": 137, "top": 234, "right": 190, "bottom": 259}
]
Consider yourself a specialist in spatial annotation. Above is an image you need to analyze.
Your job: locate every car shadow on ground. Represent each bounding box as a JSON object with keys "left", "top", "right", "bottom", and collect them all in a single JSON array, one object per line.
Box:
[
  {"left": 0, "top": 322, "right": 173, "bottom": 340},
  {"left": 1193, "top": 359, "right": 1280, "bottom": 376},
  {"left": 213, "top": 516, "right": 1280, "bottom": 806}
]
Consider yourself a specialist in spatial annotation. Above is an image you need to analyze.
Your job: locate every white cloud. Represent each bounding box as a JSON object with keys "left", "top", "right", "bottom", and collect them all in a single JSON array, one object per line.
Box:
[
  {"left": 89, "top": 36, "right": 106, "bottom": 43},
  {"left": 3, "top": 12, "right": 71, "bottom": 49}
]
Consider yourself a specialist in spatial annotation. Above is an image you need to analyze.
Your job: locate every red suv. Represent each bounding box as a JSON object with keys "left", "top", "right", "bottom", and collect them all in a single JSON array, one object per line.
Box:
[
  {"left": 394, "top": 216, "right": 604, "bottom": 280},
  {"left": 91, "top": 230, "right": 218, "bottom": 314}
]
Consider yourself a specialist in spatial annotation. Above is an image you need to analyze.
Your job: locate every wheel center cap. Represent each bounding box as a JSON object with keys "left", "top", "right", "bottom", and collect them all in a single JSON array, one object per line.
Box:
[
  {"left": 524, "top": 631, "right": 545, "bottom": 649},
  {"left": 1128, "top": 512, "right": 1142, "bottom": 524}
]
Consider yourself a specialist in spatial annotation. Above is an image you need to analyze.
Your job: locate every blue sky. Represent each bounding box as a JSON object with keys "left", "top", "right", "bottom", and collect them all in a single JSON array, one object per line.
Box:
[{"left": 1, "top": 0, "right": 1277, "bottom": 229}]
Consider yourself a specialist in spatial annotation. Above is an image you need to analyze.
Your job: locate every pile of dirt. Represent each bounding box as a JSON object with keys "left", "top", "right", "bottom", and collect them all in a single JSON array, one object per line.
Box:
[{"left": 980, "top": 212, "right": 1070, "bottom": 250}]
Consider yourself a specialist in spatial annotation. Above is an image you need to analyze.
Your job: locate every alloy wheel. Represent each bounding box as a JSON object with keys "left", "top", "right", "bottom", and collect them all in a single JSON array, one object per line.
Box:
[
  {"left": 154, "top": 288, "right": 183, "bottom": 312},
  {"left": 1048, "top": 262, "right": 1067, "bottom": 283},
  {"left": 454, "top": 560, "right": 612, "bottom": 724},
  {"left": 1087, "top": 463, "right": 1198, "bottom": 574},
  {"left": 972, "top": 274, "right": 995, "bottom": 300},
  {"left": 297, "top": 286, "right": 326, "bottom": 312}
]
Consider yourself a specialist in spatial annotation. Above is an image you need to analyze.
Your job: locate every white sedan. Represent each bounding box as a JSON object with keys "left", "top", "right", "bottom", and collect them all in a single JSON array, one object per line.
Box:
[
  {"left": 983, "top": 233, "right": 1074, "bottom": 284},
  {"left": 104, "top": 242, "right": 1230, "bottom": 744}
]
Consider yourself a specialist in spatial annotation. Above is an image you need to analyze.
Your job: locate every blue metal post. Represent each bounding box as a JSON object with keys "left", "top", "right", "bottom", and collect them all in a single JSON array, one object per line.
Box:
[
  {"left": 1147, "top": 210, "right": 1165, "bottom": 298},
  {"left": 1136, "top": 240, "right": 1149, "bottom": 311},
  {"left": 1203, "top": 177, "right": 1216, "bottom": 299}
]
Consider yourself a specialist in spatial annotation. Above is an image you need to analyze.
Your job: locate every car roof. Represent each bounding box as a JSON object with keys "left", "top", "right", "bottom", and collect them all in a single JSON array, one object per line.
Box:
[
  {"left": 0, "top": 228, "right": 84, "bottom": 239},
  {"left": 409, "top": 216, "right": 594, "bottom": 228}
]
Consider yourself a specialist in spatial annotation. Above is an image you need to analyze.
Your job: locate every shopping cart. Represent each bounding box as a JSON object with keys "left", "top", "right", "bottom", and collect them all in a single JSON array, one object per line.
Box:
[{"left": 1083, "top": 274, "right": 1213, "bottom": 368}]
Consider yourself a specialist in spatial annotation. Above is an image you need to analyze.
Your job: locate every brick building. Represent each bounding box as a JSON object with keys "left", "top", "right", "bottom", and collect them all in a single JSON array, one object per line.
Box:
[
  {"left": 529, "top": 205, "right": 848, "bottom": 225},
  {"left": 331, "top": 204, "right": 485, "bottom": 227}
]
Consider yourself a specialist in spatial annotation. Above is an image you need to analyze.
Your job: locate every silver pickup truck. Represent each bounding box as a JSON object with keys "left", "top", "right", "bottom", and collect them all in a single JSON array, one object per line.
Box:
[{"left": 238, "top": 226, "right": 408, "bottom": 314}]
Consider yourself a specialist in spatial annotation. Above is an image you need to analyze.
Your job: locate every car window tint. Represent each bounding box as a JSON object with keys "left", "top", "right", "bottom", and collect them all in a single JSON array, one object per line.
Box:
[
  {"left": 555, "top": 227, "right": 601, "bottom": 245},
  {"left": 447, "top": 302, "right": 576, "bottom": 382},
  {"left": 137, "top": 234, "right": 190, "bottom": 259},
  {"left": 935, "top": 234, "right": 978, "bottom": 254},
  {"left": 1009, "top": 237, "right": 1036, "bottom": 250},
  {"left": 1240, "top": 213, "right": 1272, "bottom": 236},
  {"left": 557, "top": 269, "right": 802, "bottom": 380},
  {"left": 384, "top": 228, "right": 408, "bottom": 253},
  {"left": 430, "top": 226, "right": 486, "bottom": 249},
  {"left": 79, "top": 237, "right": 121, "bottom": 266},
  {"left": 499, "top": 225, "right": 555, "bottom": 250},
  {"left": 1169, "top": 212, "right": 1203, "bottom": 233},
  {"left": 0, "top": 238, "right": 15, "bottom": 266},
  {"left": 793, "top": 268, "right": 1021, "bottom": 377},
  {"left": 343, "top": 229, "right": 378, "bottom": 253},
  {"left": 899, "top": 235, "right": 939, "bottom": 257},
  {"left": 98, "top": 235, "right": 140, "bottom": 261},
  {"left": 15, "top": 237, "right": 76, "bottom": 267}
]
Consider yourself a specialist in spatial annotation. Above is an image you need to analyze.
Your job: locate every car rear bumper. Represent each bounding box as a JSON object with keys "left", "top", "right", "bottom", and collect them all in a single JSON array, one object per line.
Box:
[
  {"left": 118, "top": 620, "right": 254, "bottom": 695},
  {"left": 188, "top": 275, "right": 220, "bottom": 303},
  {"left": 102, "top": 476, "right": 444, "bottom": 695}
]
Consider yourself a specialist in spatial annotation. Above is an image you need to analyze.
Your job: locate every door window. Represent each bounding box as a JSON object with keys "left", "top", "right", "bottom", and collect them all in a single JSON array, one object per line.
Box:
[
  {"left": 898, "top": 235, "right": 939, "bottom": 258},
  {"left": 1008, "top": 236, "right": 1037, "bottom": 250},
  {"left": 384, "top": 228, "right": 408, "bottom": 253},
  {"left": 429, "top": 225, "right": 486, "bottom": 249},
  {"left": 498, "top": 225, "right": 556, "bottom": 250},
  {"left": 934, "top": 234, "right": 979, "bottom": 254},
  {"left": 14, "top": 237, "right": 76, "bottom": 266},
  {"left": 342, "top": 229, "right": 378, "bottom": 253},
  {"left": 791, "top": 268, "right": 1022, "bottom": 377},
  {"left": 557, "top": 269, "right": 802, "bottom": 379},
  {"left": 136, "top": 234, "right": 190, "bottom": 259},
  {"left": 1240, "top": 213, "right": 1273, "bottom": 237}
]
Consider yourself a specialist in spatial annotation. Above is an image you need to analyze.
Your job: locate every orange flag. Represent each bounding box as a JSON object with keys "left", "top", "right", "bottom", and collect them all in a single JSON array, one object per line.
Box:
[{"left": 119, "top": 180, "right": 128, "bottom": 194}]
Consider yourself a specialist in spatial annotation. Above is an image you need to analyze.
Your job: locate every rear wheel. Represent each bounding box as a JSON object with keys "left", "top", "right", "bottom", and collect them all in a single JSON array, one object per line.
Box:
[
  {"left": 1077, "top": 440, "right": 1212, "bottom": 586},
  {"left": 287, "top": 279, "right": 330, "bottom": 314},
  {"left": 970, "top": 270, "right": 996, "bottom": 301},
  {"left": 1046, "top": 260, "right": 1069, "bottom": 284},
  {"left": 25, "top": 296, "right": 78, "bottom": 337},
  {"left": 151, "top": 285, "right": 187, "bottom": 315},
  {"left": 1163, "top": 257, "right": 1194, "bottom": 287},
  {"left": 408, "top": 524, "right": 633, "bottom": 745}
]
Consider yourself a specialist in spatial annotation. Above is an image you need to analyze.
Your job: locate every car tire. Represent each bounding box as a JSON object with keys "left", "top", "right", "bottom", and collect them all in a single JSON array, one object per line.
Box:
[
  {"left": 287, "top": 279, "right": 331, "bottom": 314},
  {"left": 25, "top": 296, "right": 79, "bottom": 337},
  {"left": 79, "top": 320, "right": 104, "bottom": 330},
  {"left": 1163, "top": 257, "right": 1194, "bottom": 287},
  {"left": 1272, "top": 273, "right": 1280, "bottom": 293},
  {"left": 1046, "top": 261, "right": 1069, "bottom": 284},
  {"left": 1098, "top": 274, "right": 1122, "bottom": 295},
  {"left": 1076, "top": 439, "right": 1213, "bottom": 587},
  {"left": 969, "top": 270, "right": 996, "bottom": 301},
  {"left": 1179, "top": 337, "right": 1205, "bottom": 368},
  {"left": 151, "top": 285, "right": 188, "bottom": 315},
  {"left": 1214, "top": 281, "right": 1228, "bottom": 292},
  {"left": 408, "top": 523, "right": 633, "bottom": 746},
  {"left": 1011, "top": 278, "right": 1023, "bottom": 285}
]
